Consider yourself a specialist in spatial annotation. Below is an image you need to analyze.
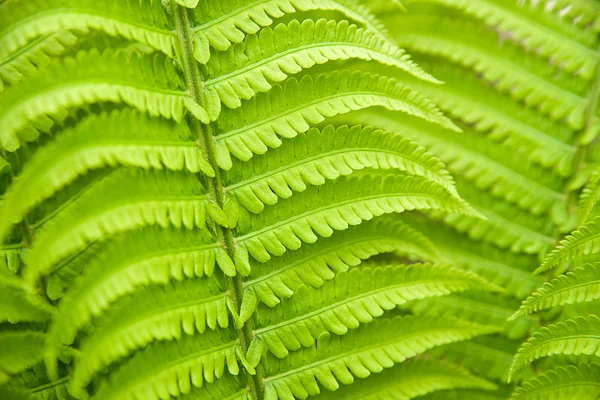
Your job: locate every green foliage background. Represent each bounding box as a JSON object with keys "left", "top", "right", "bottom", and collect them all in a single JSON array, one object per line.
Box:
[{"left": 1, "top": 0, "right": 600, "bottom": 399}]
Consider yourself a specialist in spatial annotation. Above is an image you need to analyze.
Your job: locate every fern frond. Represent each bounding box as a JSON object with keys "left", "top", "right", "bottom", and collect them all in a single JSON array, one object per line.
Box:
[
  {"left": 69, "top": 277, "right": 229, "bottom": 395},
  {"left": 0, "top": 331, "right": 46, "bottom": 384},
  {"left": 387, "top": 14, "right": 588, "bottom": 128},
  {"left": 89, "top": 329, "right": 239, "bottom": 400},
  {"left": 433, "top": 180, "right": 555, "bottom": 255},
  {"left": 401, "top": 215, "right": 543, "bottom": 299},
  {"left": 24, "top": 169, "right": 210, "bottom": 281},
  {"left": 189, "top": 0, "right": 401, "bottom": 63},
  {"left": 349, "top": 110, "right": 566, "bottom": 215},
  {"left": 512, "top": 363, "right": 600, "bottom": 400},
  {"left": 203, "top": 19, "right": 440, "bottom": 110},
  {"left": 428, "top": 335, "right": 528, "bottom": 383},
  {"left": 227, "top": 124, "right": 458, "bottom": 213},
  {"left": 311, "top": 358, "right": 497, "bottom": 399},
  {"left": 510, "top": 315, "right": 600, "bottom": 380},
  {"left": 409, "top": 291, "right": 539, "bottom": 339},
  {"left": 390, "top": 62, "right": 577, "bottom": 174},
  {"left": 536, "top": 216, "right": 600, "bottom": 274},
  {"left": 177, "top": 375, "right": 248, "bottom": 400},
  {"left": 0, "top": 0, "right": 175, "bottom": 75},
  {"left": 403, "top": 0, "right": 598, "bottom": 77},
  {"left": 235, "top": 174, "right": 476, "bottom": 264},
  {"left": 0, "top": 31, "right": 78, "bottom": 91},
  {"left": 213, "top": 71, "right": 459, "bottom": 169},
  {"left": 0, "top": 49, "right": 207, "bottom": 152},
  {"left": 578, "top": 171, "right": 600, "bottom": 225},
  {"left": 253, "top": 264, "right": 500, "bottom": 358},
  {"left": 246, "top": 216, "right": 438, "bottom": 307},
  {"left": 512, "top": 263, "right": 600, "bottom": 320},
  {"left": 46, "top": 227, "right": 216, "bottom": 354},
  {"left": 262, "top": 315, "right": 500, "bottom": 399},
  {"left": 0, "top": 109, "right": 215, "bottom": 243}
]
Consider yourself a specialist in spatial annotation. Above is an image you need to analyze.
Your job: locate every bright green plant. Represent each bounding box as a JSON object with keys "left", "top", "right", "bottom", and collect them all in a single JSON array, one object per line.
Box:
[{"left": 2, "top": 0, "right": 600, "bottom": 399}]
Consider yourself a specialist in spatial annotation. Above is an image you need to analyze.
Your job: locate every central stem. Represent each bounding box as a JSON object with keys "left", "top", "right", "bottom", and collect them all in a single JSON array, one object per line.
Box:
[{"left": 168, "top": 2, "right": 264, "bottom": 398}]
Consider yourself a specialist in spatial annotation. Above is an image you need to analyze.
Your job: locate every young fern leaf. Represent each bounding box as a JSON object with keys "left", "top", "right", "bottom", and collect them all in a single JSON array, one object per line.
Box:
[
  {"left": 512, "top": 363, "right": 600, "bottom": 400},
  {"left": 310, "top": 359, "right": 497, "bottom": 400},
  {"left": 511, "top": 263, "right": 600, "bottom": 320},
  {"left": 245, "top": 217, "right": 439, "bottom": 308},
  {"left": 203, "top": 18, "right": 440, "bottom": 111},
  {"left": 89, "top": 329, "right": 240, "bottom": 400},
  {"left": 69, "top": 277, "right": 229, "bottom": 396},
  {"left": 227, "top": 124, "right": 458, "bottom": 214},
  {"left": 24, "top": 169, "right": 210, "bottom": 282},
  {"left": 577, "top": 171, "right": 600, "bottom": 225},
  {"left": 252, "top": 264, "right": 501, "bottom": 359},
  {"left": 509, "top": 315, "right": 600, "bottom": 381},
  {"left": 213, "top": 70, "right": 459, "bottom": 169},
  {"left": 262, "top": 315, "right": 500, "bottom": 399},
  {"left": 536, "top": 216, "right": 600, "bottom": 274},
  {"left": 0, "top": 49, "right": 208, "bottom": 152}
]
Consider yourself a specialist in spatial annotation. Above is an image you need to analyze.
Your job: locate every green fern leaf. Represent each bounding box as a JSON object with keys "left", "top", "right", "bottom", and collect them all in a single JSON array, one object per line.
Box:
[
  {"left": 24, "top": 169, "right": 210, "bottom": 281},
  {"left": 510, "top": 315, "right": 600, "bottom": 380},
  {"left": 203, "top": 18, "right": 440, "bottom": 110},
  {"left": 536, "top": 216, "right": 600, "bottom": 274},
  {"left": 235, "top": 174, "right": 476, "bottom": 263},
  {"left": 0, "top": 109, "right": 215, "bottom": 243},
  {"left": 253, "top": 264, "right": 501, "bottom": 358},
  {"left": 512, "top": 363, "right": 600, "bottom": 400},
  {"left": 350, "top": 110, "right": 566, "bottom": 215},
  {"left": 213, "top": 70, "right": 459, "bottom": 169},
  {"left": 578, "top": 171, "right": 600, "bottom": 225},
  {"left": 0, "top": 31, "right": 78, "bottom": 91},
  {"left": 262, "top": 315, "right": 500, "bottom": 399},
  {"left": 69, "top": 277, "right": 229, "bottom": 396},
  {"left": 46, "top": 227, "right": 216, "bottom": 354},
  {"left": 388, "top": 13, "right": 589, "bottom": 128},
  {"left": 0, "top": 0, "right": 176, "bottom": 73},
  {"left": 246, "top": 216, "right": 438, "bottom": 307},
  {"left": 227, "top": 124, "right": 458, "bottom": 213},
  {"left": 89, "top": 329, "right": 240, "bottom": 400},
  {"left": 0, "top": 49, "right": 208, "bottom": 152},
  {"left": 512, "top": 263, "right": 600, "bottom": 320},
  {"left": 311, "top": 358, "right": 496, "bottom": 400},
  {"left": 189, "top": 0, "right": 402, "bottom": 63},
  {"left": 403, "top": 0, "right": 598, "bottom": 78}
]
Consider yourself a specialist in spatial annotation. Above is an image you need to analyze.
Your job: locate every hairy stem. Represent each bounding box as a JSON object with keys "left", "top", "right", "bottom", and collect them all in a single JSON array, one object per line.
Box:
[{"left": 168, "top": 2, "right": 264, "bottom": 398}]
